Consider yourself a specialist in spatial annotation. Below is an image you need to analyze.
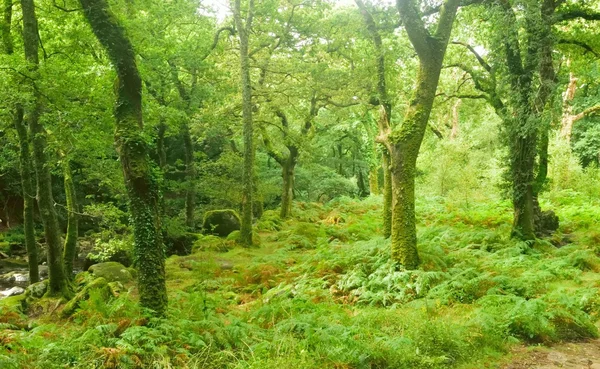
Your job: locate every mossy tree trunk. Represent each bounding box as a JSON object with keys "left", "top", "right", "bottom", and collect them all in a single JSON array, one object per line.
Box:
[
  {"left": 182, "top": 124, "right": 195, "bottom": 229},
  {"left": 13, "top": 107, "right": 39, "bottom": 283},
  {"left": 3, "top": 1, "right": 38, "bottom": 283},
  {"left": 79, "top": 0, "right": 167, "bottom": 316},
  {"left": 382, "top": 0, "right": 461, "bottom": 269},
  {"left": 500, "top": 1, "right": 539, "bottom": 240},
  {"left": 356, "top": 0, "right": 395, "bottom": 239},
  {"left": 61, "top": 155, "right": 78, "bottom": 278},
  {"left": 21, "top": 0, "right": 68, "bottom": 295},
  {"left": 1, "top": 0, "right": 12, "bottom": 54},
  {"left": 169, "top": 62, "right": 198, "bottom": 230},
  {"left": 234, "top": 0, "right": 255, "bottom": 246},
  {"left": 382, "top": 150, "right": 392, "bottom": 239}
]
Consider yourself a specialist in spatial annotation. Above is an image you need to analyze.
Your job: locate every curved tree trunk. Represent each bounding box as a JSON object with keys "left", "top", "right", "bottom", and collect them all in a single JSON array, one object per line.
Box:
[
  {"left": 22, "top": 0, "right": 68, "bottom": 296},
  {"left": 13, "top": 106, "right": 39, "bottom": 283},
  {"left": 80, "top": 0, "right": 167, "bottom": 315},
  {"left": 61, "top": 157, "right": 78, "bottom": 278}
]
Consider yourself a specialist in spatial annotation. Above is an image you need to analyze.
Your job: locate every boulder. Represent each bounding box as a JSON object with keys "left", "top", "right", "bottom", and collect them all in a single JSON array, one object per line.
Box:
[
  {"left": 0, "top": 286, "right": 25, "bottom": 297},
  {"left": 61, "top": 277, "right": 110, "bottom": 317},
  {"left": 38, "top": 265, "right": 49, "bottom": 278},
  {"left": 88, "top": 262, "right": 134, "bottom": 284},
  {"left": 25, "top": 281, "right": 48, "bottom": 299},
  {"left": 0, "top": 271, "right": 29, "bottom": 286},
  {"left": 202, "top": 209, "right": 241, "bottom": 237}
]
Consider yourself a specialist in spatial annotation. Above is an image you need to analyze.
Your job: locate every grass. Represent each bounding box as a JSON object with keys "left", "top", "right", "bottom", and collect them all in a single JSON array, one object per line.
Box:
[{"left": 2, "top": 191, "right": 600, "bottom": 368}]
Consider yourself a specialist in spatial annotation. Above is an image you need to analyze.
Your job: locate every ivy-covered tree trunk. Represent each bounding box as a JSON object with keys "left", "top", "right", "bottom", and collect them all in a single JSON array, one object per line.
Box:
[
  {"left": 80, "top": 0, "right": 167, "bottom": 315},
  {"left": 22, "top": 0, "right": 68, "bottom": 295},
  {"left": 182, "top": 124, "right": 195, "bottom": 229},
  {"left": 13, "top": 107, "right": 39, "bottom": 283},
  {"left": 382, "top": 150, "right": 392, "bottom": 239},
  {"left": 61, "top": 157, "right": 78, "bottom": 278},
  {"left": 385, "top": 0, "right": 460, "bottom": 269},
  {"left": 234, "top": 0, "right": 255, "bottom": 246}
]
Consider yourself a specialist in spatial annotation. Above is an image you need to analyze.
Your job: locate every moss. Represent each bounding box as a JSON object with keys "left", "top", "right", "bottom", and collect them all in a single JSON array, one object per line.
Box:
[
  {"left": 0, "top": 294, "right": 27, "bottom": 313},
  {"left": 61, "top": 277, "right": 109, "bottom": 317},
  {"left": 202, "top": 209, "right": 241, "bottom": 237}
]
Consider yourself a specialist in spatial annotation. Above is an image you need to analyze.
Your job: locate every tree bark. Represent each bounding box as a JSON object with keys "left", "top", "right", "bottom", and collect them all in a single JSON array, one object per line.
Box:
[
  {"left": 13, "top": 106, "right": 39, "bottom": 283},
  {"left": 4, "top": 1, "right": 38, "bottom": 283},
  {"left": 234, "top": 0, "right": 255, "bottom": 246},
  {"left": 382, "top": 150, "right": 392, "bottom": 239},
  {"left": 22, "top": 0, "right": 68, "bottom": 295},
  {"left": 80, "top": 0, "right": 167, "bottom": 315},
  {"left": 1, "top": 0, "right": 12, "bottom": 54},
  {"left": 182, "top": 124, "right": 195, "bottom": 229},
  {"left": 61, "top": 156, "right": 78, "bottom": 278},
  {"left": 385, "top": 0, "right": 461, "bottom": 269}
]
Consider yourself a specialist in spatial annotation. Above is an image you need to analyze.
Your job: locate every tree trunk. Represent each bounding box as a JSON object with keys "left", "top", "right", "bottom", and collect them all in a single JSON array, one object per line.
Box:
[
  {"left": 80, "top": 0, "right": 167, "bottom": 315},
  {"left": 13, "top": 106, "right": 39, "bottom": 283},
  {"left": 234, "top": 0, "right": 255, "bottom": 247},
  {"left": 157, "top": 122, "right": 167, "bottom": 170},
  {"left": 280, "top": 159, "right": 295, "bottom": 219},
  {"left": 1, "top": 0, "right": 12, "bottom": 54},
  {"left": 382, "top": 150, "right": 392, "bottom": 239},
  {"left": 22, "top": 0, "right": 68, "bottom": 296},
  {"left": 182, "top": 123, "right": 195, "bottom": 229},
  {"left": 368, "top": 165, "right": 380, "bottom": 195},
  {"left": 61, "top": 157, "right": 78, "bottom": 278}
]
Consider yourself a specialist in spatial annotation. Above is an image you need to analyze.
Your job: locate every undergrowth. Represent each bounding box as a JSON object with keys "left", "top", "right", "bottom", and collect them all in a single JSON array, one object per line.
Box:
[{"left": 1, "top": 192, "right": 600, "bottom": 368}]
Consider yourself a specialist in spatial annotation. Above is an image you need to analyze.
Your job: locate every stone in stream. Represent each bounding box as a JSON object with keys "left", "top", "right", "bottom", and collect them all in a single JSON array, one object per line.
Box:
[{"left": 1, "top": 286, "right": 25, "bottom": 297}]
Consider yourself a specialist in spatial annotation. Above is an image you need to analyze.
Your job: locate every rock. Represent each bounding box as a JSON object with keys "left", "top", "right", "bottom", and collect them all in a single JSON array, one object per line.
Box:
[
  {"left": 25, "top": 281, "right": 48, "bottom": 299},
  {"left": 88, "top": 262, "right": 133, "bottom": 284},
  {"left": 0, "top": 286, "right": 25, "bottom": 297},
  {"left": 61, "top": 277, "right": 109, "bottom": 317},
  {"left": 202, "top": 209, "right": 241, "bottom": 237},
  {"left": 83, "top": 249, "right": 132, "bottom": 271},
  {"left": 38, "top": 265, "right": 49, "bottom": 278},
  {"left": 0, "top": 271, "right": 28, "bottom": 285}
]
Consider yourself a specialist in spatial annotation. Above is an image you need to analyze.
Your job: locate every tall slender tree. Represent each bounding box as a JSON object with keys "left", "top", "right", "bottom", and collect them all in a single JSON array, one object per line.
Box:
[
  {"left": 21, "top": 0, "right": 67, "bottom": 294},
  {"left": 233, "top": 0, "right": 255, "bottom": 246}
]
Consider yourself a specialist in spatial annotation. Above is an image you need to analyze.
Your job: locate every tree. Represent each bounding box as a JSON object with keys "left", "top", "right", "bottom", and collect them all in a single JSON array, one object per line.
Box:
[
  {"left": 21, "top": 0, "right": 68, "bottom": 295},
  {"left": 79, "top": 0, "right": 168, "bottom": 315},
  {"left": 376, "top": 0, "right": 462, "bottom": 269},
  {"left": 233, "top": 0, "right": 255, "bottom": 246}
]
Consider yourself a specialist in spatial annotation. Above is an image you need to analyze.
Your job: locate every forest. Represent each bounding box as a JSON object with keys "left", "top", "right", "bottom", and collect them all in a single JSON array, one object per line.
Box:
[{"left": 0, "top": 0, "right": 599, "bottom": 367}]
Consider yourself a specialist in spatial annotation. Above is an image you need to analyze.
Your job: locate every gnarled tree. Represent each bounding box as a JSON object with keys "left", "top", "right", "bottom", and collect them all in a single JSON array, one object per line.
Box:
[{"left": 79, "top": 0, "right": 168, "bottom": 315}]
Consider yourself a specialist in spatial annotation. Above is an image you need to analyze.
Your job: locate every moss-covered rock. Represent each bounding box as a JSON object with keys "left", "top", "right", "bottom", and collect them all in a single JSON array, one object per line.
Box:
[
  {"left": 226, "top": 230, "right": 261, "bottom": 246},
  {"left": 202, "top": 209, "right": 241, "bottom": 237},
  {"left": 25, "top": 280, "right": 48, "bottom": 299},
  {"left": 0, "top": 294, "right": 27, "bottom": 313},
  {"left": 61, "top": 277, "right": 110, "bottom": 317},
  {"left": 88, "top": 262, "right": 134, "bottom": 284}
]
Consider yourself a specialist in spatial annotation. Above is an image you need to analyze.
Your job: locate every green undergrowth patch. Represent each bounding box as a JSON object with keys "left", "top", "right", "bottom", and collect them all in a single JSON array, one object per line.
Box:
[{"left": 2, "top": 192, "right": 600, "bottom": 368}]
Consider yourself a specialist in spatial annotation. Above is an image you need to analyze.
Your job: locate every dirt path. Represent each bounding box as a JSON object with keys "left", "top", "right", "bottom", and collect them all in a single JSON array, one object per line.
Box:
[{"left": 502, "top": 341, "right": 600, "bottom": 369}]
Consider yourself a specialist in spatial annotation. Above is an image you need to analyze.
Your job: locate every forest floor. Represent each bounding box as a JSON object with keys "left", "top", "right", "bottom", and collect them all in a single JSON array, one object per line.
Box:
[
  {"left": 502, "top": 340, "right": 600, "bottom": 369},
  {"left": 2, "top": 191, "right": 600, "bottom": 368}
]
